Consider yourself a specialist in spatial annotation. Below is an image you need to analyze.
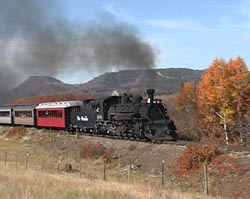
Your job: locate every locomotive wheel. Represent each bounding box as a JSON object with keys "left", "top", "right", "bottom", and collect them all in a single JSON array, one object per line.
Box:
[
  {"left": 144, "top": 124, "right": 175, "bottom": 141},
  {"left": 116, "top": 126, "right": 127, "bottom": 138},
  {"left": 134, "top": 121, "right": 144, "bottom": 139}
]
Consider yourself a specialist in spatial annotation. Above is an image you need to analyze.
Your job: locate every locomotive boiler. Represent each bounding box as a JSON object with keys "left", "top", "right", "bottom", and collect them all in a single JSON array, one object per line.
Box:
[{"left": 69, "top": 89, "right": 177, "bottom": 141}]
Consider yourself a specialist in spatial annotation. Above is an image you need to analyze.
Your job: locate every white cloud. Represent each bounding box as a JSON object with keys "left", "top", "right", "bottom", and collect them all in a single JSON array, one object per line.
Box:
[
  {"left": 219, "top": 15, "right": 250, "bottom": 30},
  {"left": 103, "top": 3, "right": 137, "bottom": 23},
  {"left": 241, "top": 0, "right": 250, "bottom": 18},
  {"left": 145, "top": 19, "right": 216, "bottom": 31},
  {"left": 243, "top": 33, "right": 250, "bottom": 41},
  {"left": 104, "top": 3, "right": 216, "bottom": 32}
]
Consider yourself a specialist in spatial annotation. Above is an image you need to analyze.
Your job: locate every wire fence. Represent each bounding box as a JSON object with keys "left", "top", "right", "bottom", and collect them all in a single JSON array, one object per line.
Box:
[
  {"left": 0, "top": 149, "right": 210, "bottom": 196},
  {"left": 0, "top": 150, "right": 58, "bottom": 173}
]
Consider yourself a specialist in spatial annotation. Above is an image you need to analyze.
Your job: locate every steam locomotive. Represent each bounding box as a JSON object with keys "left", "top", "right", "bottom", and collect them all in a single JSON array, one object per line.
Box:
[
  {"left": 69, "top": 89, "right": 177, "bottom": 141},
  {"left": 0, "top": 89, "right": 177, "bottom": 141}
]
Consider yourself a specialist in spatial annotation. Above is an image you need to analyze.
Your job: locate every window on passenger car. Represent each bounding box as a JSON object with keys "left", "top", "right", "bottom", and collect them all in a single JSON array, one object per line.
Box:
[
  {"left": 15, "top": 111, "right": 32, "bottom": 118},
  {"left": 38, "top": 110, "right": 63, "bottom": 118},
  {"left": 0, "top": 111, "right": 10, "bottom": 117}
]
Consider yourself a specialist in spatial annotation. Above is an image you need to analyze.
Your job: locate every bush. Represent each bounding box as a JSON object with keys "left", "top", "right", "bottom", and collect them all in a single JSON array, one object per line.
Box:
[
  {"left": 102, "top": 148, "right": 114, "bottom": 163},
  {"left": 177, "top": 145, "right": 222, "bottom": 170},
  {"left": 5, "top": 127, "right": 27, "bottom": 138},
  {"left": 80, "top": 143, "right": 114, "bottom": 162},
  {"left": 211, "top": 154, "right": 250, "bottom": 178}
]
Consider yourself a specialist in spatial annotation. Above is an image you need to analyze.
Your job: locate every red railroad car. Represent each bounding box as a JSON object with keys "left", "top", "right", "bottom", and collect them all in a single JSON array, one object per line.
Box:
[{"left": 36, "top": 101, "right": 83, "bottom": 129}]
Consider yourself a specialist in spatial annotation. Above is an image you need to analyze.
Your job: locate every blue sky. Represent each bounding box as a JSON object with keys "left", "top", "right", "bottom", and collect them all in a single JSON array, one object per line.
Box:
[
  {"left": 1, "top": 0, "right": 249, "bottom": 86},
  {"left": 60, "top": 0, "right": 250, "bottom": 70}
]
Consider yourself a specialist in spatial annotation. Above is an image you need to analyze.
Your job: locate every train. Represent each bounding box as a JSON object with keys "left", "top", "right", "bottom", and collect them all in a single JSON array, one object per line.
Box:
[{"left": 0, "top": 89, "right": 177, "bottom": 141}]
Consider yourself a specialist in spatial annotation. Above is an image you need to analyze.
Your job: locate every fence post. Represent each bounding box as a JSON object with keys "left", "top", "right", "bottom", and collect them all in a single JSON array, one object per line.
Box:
[
  {"left": 75, "top": 128, "right": 79, "bottom": 140},
  {"left": 161, "top": 160, "right": 165, "bottom": 187},
  {"left": 41, "top": 159, "right": 44, "bottom": 172},
  {"left": 204, "top": 164, "right": 208, "bottom": 195},
  {"left": 127, "top": 164, "right": 131, "bottom": 183},
  {"left": 103, "top": 159, "right": 106, "bottom": 181},
  {"left": 57, "top": 160, "right": 61, "bottom": 173},
  {"left": 25, "top": 153, "right": 29, "bottom": 170},
  {"left": 79, "top": 162, "right": 82, "bottom": 178},
  {"left": 4, "top": 151, "right": 7, "bottom": 166},
  {"left": 15, "top": 154, "right": 18, "bottom": 168}
]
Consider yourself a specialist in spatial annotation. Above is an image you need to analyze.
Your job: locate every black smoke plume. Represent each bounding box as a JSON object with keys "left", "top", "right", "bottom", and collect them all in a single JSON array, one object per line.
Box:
[{"left": 0, "top": 0, "right": 157, "bottom": 91}]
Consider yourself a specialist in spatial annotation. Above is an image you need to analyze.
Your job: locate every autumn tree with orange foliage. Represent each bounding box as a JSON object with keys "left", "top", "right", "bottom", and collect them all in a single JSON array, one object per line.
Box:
[
  {"left": 177, "top": 145, "right": 221, "bottom": 170},
  {"left": 197, "top": 57, "right": 250, "bottom": 144},
  {"left": 176, "top": 81, "right": 197, "bottom": 113},
  {"left": 176, "top": 81, "right": 199, "bottom": 140}
]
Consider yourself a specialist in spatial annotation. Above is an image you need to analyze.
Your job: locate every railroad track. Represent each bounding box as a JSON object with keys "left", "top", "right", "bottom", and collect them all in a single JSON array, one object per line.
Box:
[
  {"left": 67, "top": 132, "right": 250, "bottom": 152},
  {"left": 1, "top": 126, "right": 249, "bottom": 152}
]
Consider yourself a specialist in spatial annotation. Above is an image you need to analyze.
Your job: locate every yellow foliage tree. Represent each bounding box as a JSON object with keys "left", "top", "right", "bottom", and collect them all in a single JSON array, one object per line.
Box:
[
  {"left": 176, "top": 81, "right": 197, "bottom": 114},
  {"left": 176, "top": 81, "right": 199, "bottom": 140},
  {"left": 197, "top": 57, "right": 250, "bottom": 143}
]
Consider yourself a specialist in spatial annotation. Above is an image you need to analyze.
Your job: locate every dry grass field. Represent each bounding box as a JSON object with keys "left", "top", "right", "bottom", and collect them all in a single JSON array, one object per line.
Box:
[
  {"left": 0, "top": 166, "right": 220, "bottom": 199},
  {"left": 1, "top": 126, "right": 250, "bottom": 198}
]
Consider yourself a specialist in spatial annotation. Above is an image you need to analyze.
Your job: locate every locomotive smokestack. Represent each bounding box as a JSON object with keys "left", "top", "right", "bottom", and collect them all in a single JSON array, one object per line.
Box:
[{"left": 147, "top": 89, "right": 155, "bottom": 104}]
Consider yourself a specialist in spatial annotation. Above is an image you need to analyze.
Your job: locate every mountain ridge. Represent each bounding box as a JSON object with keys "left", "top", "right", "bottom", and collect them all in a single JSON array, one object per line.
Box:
[{"left": 0, "top": 68, "right": 203, "bottom": 105}]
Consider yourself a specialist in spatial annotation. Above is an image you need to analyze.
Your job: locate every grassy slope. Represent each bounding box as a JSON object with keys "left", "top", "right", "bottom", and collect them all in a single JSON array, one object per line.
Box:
[
  {"left": 1, "top": 127, "right": 250, "bottom": 198},
  {"left": 0, "top": 166, "right": 219, "bottom": 199}
]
